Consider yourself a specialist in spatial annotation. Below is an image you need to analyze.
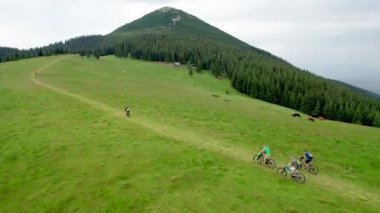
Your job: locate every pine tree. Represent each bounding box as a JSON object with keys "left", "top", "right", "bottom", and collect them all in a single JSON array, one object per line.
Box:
[
  {"left": 38, "top": 48, "right": 44, "bottom": 56},
  {"left": 373, "top": 112, "right": 380, "bottom": 127},
  {"left": 94, "top": 48, "right": 100, "bottom": 59},
  {"left": 311, "top": 100, "right": 321, "bottom": 117},
  {"left": 187, "top": 60, "right": 193, "bottom": 77}
]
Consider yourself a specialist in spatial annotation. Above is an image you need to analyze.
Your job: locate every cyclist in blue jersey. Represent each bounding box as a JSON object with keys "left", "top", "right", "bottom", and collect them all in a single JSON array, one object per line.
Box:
[{"left": 300, "top": 150, "right": 313, "bottom": 169}]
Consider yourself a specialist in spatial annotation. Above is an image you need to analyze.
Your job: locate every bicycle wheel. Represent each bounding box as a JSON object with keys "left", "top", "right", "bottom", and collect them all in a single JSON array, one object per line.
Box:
[
  {"left": 276, "top": 167, "right": 287, "bottom": 177},
  {"left": 252, "top": 154, "right": 262, "bottom": 164},
  {"left": 308, "top": 165, "right": 319, "bottom": 175},
  {"left": 294, "top": 172, "right": 306, "bottom": 184},
  {"left": 266, "top": 159, "right": 276, "bottom": 168}
]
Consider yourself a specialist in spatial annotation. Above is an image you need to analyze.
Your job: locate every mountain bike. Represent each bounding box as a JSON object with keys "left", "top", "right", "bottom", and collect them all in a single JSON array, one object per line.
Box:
[
  {"left": 252, "top": 153, "right": 276, "bottom": 168},
  {"left": 276, "top": 166, "right": 306, "bottom": 184},
  {"left": 299, "top": 157, "right": 319, "bottom": 175},
  {"left": 299, "top": 163, "right": 319, "bottom": 175}
]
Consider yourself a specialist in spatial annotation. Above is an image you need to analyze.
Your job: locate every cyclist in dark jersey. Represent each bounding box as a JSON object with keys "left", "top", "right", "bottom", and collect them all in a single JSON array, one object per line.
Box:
[
  {"left": 300, "top": 150, "right": 313, "bottom": 169},
  {"left": 125, "top": 106, "right": 131, "bottom": 117}
]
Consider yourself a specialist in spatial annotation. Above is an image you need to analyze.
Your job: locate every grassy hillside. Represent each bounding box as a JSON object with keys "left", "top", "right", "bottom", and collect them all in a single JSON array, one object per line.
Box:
[
  {"left": 0, "top": 55, "right": 379, "bottom": 212},
  {"left": 2, "top": 7, "right": 379, "bottom": 128}
]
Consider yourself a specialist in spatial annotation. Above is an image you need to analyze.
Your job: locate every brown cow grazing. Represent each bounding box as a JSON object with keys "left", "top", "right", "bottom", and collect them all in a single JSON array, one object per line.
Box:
[
  {"left": 318, "top": 116, "right": 325, "bottom": 121},
  {"left": 308, "top": 117, "right": 315, "bottom": 122}
]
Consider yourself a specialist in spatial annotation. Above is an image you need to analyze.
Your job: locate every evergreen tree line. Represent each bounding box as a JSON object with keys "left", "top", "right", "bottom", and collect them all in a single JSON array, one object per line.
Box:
[
  {"left": 114, "top": 33, "right": 380, "bottom": 127},
  {"left": 1, "top": 33, "right": 379, "bottom": 126},
  {"left": 0, "top": 46, "right": 43, "bottom": 62},
  {"left": 0, "top": 35, "right": 112, "bottom": 62}
]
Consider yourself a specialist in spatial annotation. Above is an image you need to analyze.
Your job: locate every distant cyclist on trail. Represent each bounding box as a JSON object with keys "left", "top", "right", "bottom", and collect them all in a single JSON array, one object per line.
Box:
[
  {"left": 258, "top": 144, "right": 271, "bottom": 164},
  {"left": 300, "top": 150, "right": 313, "bottom": 169},
  {"left": 125, "top": 106, "right": 131, "bottom": 118}
]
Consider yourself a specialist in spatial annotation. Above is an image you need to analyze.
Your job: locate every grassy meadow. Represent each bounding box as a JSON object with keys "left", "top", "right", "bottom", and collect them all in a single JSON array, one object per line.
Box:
[{"left": 0, "top": 55, "right": 379, "bottom": 212}]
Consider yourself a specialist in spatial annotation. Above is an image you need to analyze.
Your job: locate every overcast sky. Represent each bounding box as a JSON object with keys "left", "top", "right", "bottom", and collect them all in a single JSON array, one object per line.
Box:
[{"left": 1, "top": 0, "right": 380, "bottom": 94}]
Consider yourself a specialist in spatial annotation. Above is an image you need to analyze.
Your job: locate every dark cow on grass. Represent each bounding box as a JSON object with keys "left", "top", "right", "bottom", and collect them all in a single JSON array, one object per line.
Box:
[{"left": 292, "top": 113, "right": 301, "bottom": 117}]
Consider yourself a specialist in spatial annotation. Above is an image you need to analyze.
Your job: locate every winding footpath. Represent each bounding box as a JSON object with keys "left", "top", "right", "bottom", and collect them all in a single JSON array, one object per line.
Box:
[{"left": 31, "top": 56, "right": 380, "bottom": 208}]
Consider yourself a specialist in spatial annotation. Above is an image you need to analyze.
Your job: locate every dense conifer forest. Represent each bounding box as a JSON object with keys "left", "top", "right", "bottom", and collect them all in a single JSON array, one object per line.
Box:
[
  {"left": 113, "top": 33, "right": 380, "bottom": 127},
  {"left": 1, "top": 7, "right": 379, "bottom": 127}
]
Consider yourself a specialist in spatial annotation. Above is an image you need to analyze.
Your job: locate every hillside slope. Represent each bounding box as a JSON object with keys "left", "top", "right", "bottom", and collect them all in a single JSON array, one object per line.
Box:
[
  {"left": 1, "top": 56, "right": 379, "bottom": 211},
  {"left": 104, "top": 7, "right": 380, "bottom": 127},
  {"left": 1, "top": 7, "right": 379, "bottom": 127}
]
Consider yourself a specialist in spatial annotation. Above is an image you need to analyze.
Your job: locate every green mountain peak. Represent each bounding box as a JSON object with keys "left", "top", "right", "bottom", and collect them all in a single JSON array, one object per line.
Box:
[{"left": 108, "top": 7, "right": 249, "bottom": 48}]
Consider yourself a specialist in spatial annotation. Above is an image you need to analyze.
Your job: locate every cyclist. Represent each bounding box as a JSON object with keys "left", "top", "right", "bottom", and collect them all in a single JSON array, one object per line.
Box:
[
  {"left": 286, "top": 156, "right": 299, "bottom": 177},
  {"left": 125, "top": 106, "right": 131, "bottom": 117},
  {"left": 300, "top": 149, "right": 313, "bottom": 169},
  {"left": 258, "top": 144, "right": 271, "bottom": 164}
]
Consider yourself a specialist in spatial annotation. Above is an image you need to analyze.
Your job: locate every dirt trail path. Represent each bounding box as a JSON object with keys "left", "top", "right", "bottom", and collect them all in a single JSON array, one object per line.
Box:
[
  {"left": 31, "top": 56, "right": 251, "bottom": 162},
  {"left": 30, "top": 56, "right": 380, "bottom": 207}
]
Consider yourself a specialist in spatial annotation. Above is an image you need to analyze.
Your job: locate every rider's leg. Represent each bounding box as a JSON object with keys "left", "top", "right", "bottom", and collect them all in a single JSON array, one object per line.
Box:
[
  {"left": 290, "top": 167, "right": 297, "bottom": 176},
  {"left": 305, "top": 159, "right": 311, "bottom": 169},
  {"left": 285, "top": 165, "right": 291, "bottom": 174},
  {"left": 300, "top": 157, "right": 305, "bottom": 167},
  {"left": 263, "top": 154, "right": 267, "bottom": 164}
]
